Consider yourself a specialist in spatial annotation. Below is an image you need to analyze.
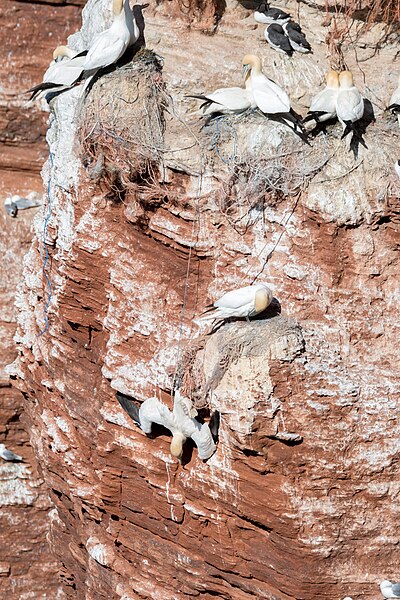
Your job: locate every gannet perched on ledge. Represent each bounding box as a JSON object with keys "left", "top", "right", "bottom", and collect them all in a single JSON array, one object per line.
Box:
[
  {"left": 303, "top": 70, "right": 339, "bottom": 128},
  {"left": 116, "top": 391, "right": 220, "bottom": 462},
  {"left": 197, "top": 283, "right": 273, "bottom": 322},
  {"left": 336, "top": 71, "right": 365, "bottom": 141},
  {"left": 242, "top": 54, "right": 307, "bottom": 139},
  {"left": 380, "top": 580, "right": 400, "bottom": 599},
  {"left": 0, "top": 444, "right": 23, "bottom": 462},
  {"left": 388, "top": 75, "right": 400, "bottom": 127},
  {"left": 187, "top": 77, "right": 256, "bottom": 118},
  {"left": 82, "top": 0, "right": 139, "bottom": 71},
  {"left": 27, "top": 46, "right": 87, "bottom": 100}
]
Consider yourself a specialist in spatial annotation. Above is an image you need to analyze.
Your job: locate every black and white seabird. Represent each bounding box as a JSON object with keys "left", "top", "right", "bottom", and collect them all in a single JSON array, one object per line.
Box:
[
  {"left": 264, "top": 24, "right": 293, "bottom": 56},
  {"left": 254, "top": 2, "right": 291, "bottom": 25},
  {"left": 283, "top": 21, "right": 312, "bottom": 53}
]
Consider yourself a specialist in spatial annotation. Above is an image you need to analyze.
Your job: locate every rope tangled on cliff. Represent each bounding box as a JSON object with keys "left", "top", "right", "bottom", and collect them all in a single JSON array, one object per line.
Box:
[
  {"left": 212, "top": 116, "right": 237, "bottom": 165},
  {"left": 38, "top": 149, "right": 54, "bottom": 337}
]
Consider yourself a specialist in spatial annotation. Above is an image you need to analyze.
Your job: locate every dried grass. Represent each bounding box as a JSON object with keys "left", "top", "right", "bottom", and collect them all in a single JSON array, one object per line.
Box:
[{"left": 78, "top": 49, "right": 167, "bottom": 200}]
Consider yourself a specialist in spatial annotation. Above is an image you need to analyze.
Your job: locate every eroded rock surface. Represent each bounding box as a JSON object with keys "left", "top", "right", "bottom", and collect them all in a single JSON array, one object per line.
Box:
[{"left": 3, "top": 0, "right": 400, "bottom": 598}]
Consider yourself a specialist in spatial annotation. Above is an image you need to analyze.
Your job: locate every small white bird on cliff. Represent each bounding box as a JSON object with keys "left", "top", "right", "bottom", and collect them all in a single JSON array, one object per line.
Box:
[
  {"left": 242, "top": 54, "right": 307, "bottom": 139},
  {"left": 0, "top": 444, "right": 23, "bottom": 462},
  {"left": 380, "top": 580, "right": 400, "bottom": 598},
  {"left": 197, "top": 283, "right": 273, "bottom": 322},
  {"left": 303, "top": 70, "right": 340, "bottom": 128},
  {"left": 336, "top": 71, "right": 365, "bottom": 140},
  {"left": 82, "top": 0, "right": 139, "bottom": 71},
  {"left": 388, "top": 75, "right": 400, "bottom": 127},
  {"left": 116, "top": 391, "right": 220, "bottom": 462},
  {"left": 27, "top": 45, "right": 87, "bottom": 100}
]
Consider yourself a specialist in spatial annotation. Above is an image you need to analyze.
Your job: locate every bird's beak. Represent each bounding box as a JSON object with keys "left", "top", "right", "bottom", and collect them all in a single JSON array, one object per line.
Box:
[
  {"left": 242, "top": 64, "right": 250, "bottom": 79},
  {"left": 141, "top": 2, "right": 149, "bottom": 7}
]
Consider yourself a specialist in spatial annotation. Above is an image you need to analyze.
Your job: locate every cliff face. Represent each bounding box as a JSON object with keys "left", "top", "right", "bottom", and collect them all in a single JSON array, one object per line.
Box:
[{"left": 4, "top": 0, "right": 400, "bottom": 598}]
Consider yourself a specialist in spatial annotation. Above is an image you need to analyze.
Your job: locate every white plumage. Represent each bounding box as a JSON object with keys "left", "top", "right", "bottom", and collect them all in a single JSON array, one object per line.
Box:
[
  {"left": 27, "top": 46, "right": 86, "bottom": 100},
  {"left": 82, "top": 0, "right": 139, "bottom": 71},
  {"left": 380, "top": 580, "right": 400, "bottom": 599},
  {"left": 0, "top": 444, "right": 23, "bottom": 462},
  {"left": 199, "top": 283, "right": 273, "bottom": 322},
  {"left": 190, "top": 85, "right": 256, "bottom": 117},
  {"left": 303, "top": 71, "right": 339, "bottom": 127},
  {"left": 336, "top": 71, "right": 364, "bottom": 136},
  {"left": 395, "top": 160, "right": 400, "bottom": 179},
  {"left": 243, "top": 54, "right": 290, "bottom": 114},
  {"left": 116, "top": 391, "right": 218, "bottom": 461},
  {"left": 254, "top": 3, "right": 291, "bottom": 25}
]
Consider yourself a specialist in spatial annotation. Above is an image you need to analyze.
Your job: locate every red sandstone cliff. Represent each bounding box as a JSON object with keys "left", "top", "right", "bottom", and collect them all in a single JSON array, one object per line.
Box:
[{"left": 2, "top": 0, "right": 400, "bottom": 599}]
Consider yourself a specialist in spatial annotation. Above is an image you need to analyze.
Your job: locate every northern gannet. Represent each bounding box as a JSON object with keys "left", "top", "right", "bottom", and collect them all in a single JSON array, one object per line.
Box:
[
  {"left": 197, "top": 283, "right": 273, "bottom": 322},
  {"left": 116, "top": 391, "right": 220, "bottom": 461},
  {"left": 254, "top": 2, "right": 291, "bottom": 25},
  {"left": 336, "top": 71, "right": 365, "bottom": 140},
  {"left": 388, "top": 75, "right": 400, "bottom": 127},
  {"left": 242, "top": 54, "right": 307, "bottom": 139},
  {"left": 0, "top": 444, "right": 23, "bottom": 462},
  {"left": 264, "top": 24, "right": 293, "bottom": 56},
  {"left": 82, "top": 0, "right": 139, "bottom": 71},
  {"left": 380, "top": 580, "right": 400, "bottom": 599},
  {"left": 283, "top": 21, "right": 312, "bottom": 53},
  {"left": 303, "top": 70, "right": 339, "bottom": 127},
  {"left": 187, "top": 78, "right": 256, "bottom": 117},
  {"left": 27, "top": 45, "right": 87, "bottom": 100}
]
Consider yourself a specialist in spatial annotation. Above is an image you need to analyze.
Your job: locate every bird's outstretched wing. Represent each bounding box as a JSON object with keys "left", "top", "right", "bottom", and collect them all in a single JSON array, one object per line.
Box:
[
  {"left": 0, "top": 447, "right": 23, "bottom": 462},
  {"left": 116, "top": 392, "right": 141, "bottom": 427},
  {"left": 209, "top": 411, "right": 220, "bottom": 442},
  {"left": 191, "top": 422, "right": 217, "bottom": 460},
  {"left": 139, "top": 397, "right": 175, "bottom": 434}
]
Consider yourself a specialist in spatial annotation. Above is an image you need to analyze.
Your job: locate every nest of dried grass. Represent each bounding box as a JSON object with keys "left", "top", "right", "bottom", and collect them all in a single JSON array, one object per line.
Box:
[{"left": 78, "top": 49, "right": 167, "bottom": 199}]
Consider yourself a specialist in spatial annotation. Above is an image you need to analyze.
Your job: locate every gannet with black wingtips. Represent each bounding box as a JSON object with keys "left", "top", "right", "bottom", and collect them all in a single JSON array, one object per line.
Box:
[
  {"left": 82, "top": 0, "right": 139, "bottom": 72},
  {"left": 303, "top": 70, "right": 339, "bottom": 128},
  {"left": 388, "top": 75, "right": 400, "bottom": 127},
  {"left": 380, "top": 580, "right": 400, "bottom": 599},
  {"left": 336, "top": 71, "right": 365, "bottom": 141},
  {"left": 264, "top": 24, "right": 293, "bottom": 56},
  {"left": 187, "top": 76, "right": 256, "bottom": 118},
  {"left": 27, "top": 45, "right": 87, "bottom": 101},
  {"left": 242, "top": 54, "right": 307, "bottom": 140},
  {"left": 0, "top": 444, "right": 23, "bottom": 462},
  {"left": 116, "top": 391, "right": 219, "bottom": 462},
  {"left": 197, "top": 283, "right": 273, "bottom": 323},
  {"left": 283, "top": 21, "right": 312, "bottom": 53},
  {"left": 254, "top": 2, "right": 291, "bottom": 25}
]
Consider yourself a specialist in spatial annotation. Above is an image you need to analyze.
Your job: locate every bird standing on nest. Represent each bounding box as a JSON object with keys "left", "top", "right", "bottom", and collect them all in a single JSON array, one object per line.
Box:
[
  {"left": 116, "top": 390, "right": 220, "bottom": 462},
  {"left": 187, "top": 74, "right": 256, "bottom": 119},
  {"left": 82, "top": 0, "right": 139, "bottom": 72},
  {"left": 242, "top": 54, "right": 307, "bottom": 140},
  {"left": 336, "top": 71, "right": 365, "bottom": 145},
  {"left": 197, "top": 283, "right": 273, "bottom": 323},
  {"left": 303, "top": 70, "right": 339, "bottom": 129},
  {"left": 27, "top": 46, "right": 87, "bottom": 101}
]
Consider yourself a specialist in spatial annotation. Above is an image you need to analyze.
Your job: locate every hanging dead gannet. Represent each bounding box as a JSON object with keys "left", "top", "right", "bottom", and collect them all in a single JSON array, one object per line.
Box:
[
  {"left": 82, "top": 0, "right": 139, "bottom": 71},
  {"left": 187, "top": 78, "right": 256, "bottom": 117},
  {"left": 336, "top": 71, "right": 365, "bottom": 140},
  {"left": 264, "top": 24, "right": 293, "bottom": 56},
  {"left": 116, "top": 391, "right": 220, "bottom": 461},
  {"left": 197, "top": 283, "right": 273, "bottom": 322},
  {"left": 242, "top": 54, "right": 307, "bottom": 139},
  {"left": 0, "top": 444, "right": 23, "bottom": 462},
  {"left": 254, "top": 2, "right": 291, "bottom": 25},
  {"left": 303, "top": 70, "right": 340, "bottom": 127},
  {"left": 380, "top": 581, "right": 400, "bottom": 599},
  {"left": 388, "top": 75, "right": 400, "bottom": 127},
  {"left": 27, "top": 46, "right": 87, "bottom": 100},
  {"left": 282, "top": 21, "right": 312, "bottom": 53}
]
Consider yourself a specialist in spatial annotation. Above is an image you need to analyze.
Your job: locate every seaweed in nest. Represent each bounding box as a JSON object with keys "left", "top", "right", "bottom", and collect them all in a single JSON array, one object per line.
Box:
[{"left": 78, "top": 49, "right": 167, "bottom": 201}]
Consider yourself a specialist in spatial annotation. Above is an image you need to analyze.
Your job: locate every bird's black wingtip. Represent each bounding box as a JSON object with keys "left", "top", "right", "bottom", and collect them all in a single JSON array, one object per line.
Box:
[
  {"left": 116, "top": 392, "right": 141, "bottom": 426},
  {"left": 209, "top": 410, "right": 221, "bottom": 442}
]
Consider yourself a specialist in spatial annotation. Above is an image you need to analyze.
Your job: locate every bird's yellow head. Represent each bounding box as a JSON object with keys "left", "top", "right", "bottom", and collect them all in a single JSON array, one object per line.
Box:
[
  {"left": 113, "top": 0, "right": 124, "bottom": 16},
  {"left": 325, "top": 70, "right": 339, "bottom": 89},
  {"left": 242, "top": 54, "right": 263, "bottom": 80},
  {"left": 52, "top": 45, "right": 74, "bottom": 61},
  {"left": 339, "top": 71, "right": 354, "bottom": 89},
  {"left": 254, "top": 285, "right": 273, "bottom": 314}
]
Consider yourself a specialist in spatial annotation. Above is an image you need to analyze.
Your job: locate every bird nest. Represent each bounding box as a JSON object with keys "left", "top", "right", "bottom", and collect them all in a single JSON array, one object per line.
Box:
[{"left": 78, "top": 49, "right": 167, "bottom": 198}]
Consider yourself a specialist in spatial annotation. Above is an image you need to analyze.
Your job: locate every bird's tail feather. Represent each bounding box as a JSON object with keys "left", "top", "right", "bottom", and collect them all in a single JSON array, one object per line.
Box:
[{"left": 209, "top": 411, "right": 220, "bottom": 442}]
